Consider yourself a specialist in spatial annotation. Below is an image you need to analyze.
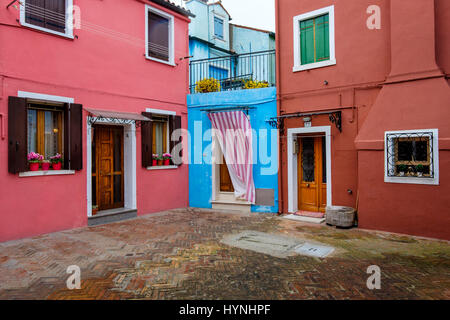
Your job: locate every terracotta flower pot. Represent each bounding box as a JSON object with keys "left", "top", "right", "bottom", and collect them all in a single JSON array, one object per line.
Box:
[
  {"left": 164, "top": 159, "right": 170, "bottom": 166},
  {"left": 29, "top": 162, "right": 40, "bottom": 171},
  {"left": 41, "top": 162, "right": 50, "bottom": 171},
  {"left": 52, "top": 162, "right": 62, "bottom": 170},
  {"left": 157, "top": 160, "right": 163, "bottom": 166}
]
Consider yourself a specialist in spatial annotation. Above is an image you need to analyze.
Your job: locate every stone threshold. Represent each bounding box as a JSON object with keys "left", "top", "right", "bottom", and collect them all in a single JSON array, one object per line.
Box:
[{"left": 88, "top": 208, "right": 137, "bottom": 226}]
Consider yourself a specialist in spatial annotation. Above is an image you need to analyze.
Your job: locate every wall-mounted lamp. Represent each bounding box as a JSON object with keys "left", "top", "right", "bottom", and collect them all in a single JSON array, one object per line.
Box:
[
  {"left": 303, "top": 116, "right": 312, "bottom": 128},
  {"left": 324, "top": 80, "right": 329, "bottom": 85}
]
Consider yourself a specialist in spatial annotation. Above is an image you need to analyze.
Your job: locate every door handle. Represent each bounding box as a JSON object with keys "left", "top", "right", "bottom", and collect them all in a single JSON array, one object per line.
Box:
[{"left": 306, "top": 183, "right": 310, "bottom": 188}]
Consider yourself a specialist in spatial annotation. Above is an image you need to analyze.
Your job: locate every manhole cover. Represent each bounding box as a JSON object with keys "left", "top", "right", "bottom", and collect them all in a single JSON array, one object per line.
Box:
[
  {"left": 294, "top": 243, "right": 334, "bottom": 258},
  {"left": 221, "top": 231, "right": 303, "bottom": 258}
]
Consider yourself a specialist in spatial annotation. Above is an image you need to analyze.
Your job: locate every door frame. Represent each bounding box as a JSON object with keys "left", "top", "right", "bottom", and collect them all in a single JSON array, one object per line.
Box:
[
  {"left": 86, "top": 119, "right": 137, "bottom": 217},
  {"left": 287, "top": 126, "right": 332, "bottom": 213}
]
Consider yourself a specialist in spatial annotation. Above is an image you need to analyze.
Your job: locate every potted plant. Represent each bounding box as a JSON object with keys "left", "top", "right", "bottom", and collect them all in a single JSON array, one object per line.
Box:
[
  {"left": 157, "top": 154, "right": 164, "bottom": 166},
  {"left": 163, "top": 153, "right": 172, "bottom": 166},
  {"left": 152, "top": 154, "right": 158, "bottom": 166},
  {"left": 92, "top": 205, "right": 98, "bottom": 216},
  {"left": 416, "top": 164, "right": 424, "bottom": 177},
  {"left": 27, "top": 152, "right": 43, "bottom": 171},
  {"left": 41, "top": 160, "right": 51, "bottom": 171},
  {"left": 50, "top": 153, "right": 63, "bottom": 170},
  {"left": 398, "top": 164, "right": 407, "bottom": 176}
]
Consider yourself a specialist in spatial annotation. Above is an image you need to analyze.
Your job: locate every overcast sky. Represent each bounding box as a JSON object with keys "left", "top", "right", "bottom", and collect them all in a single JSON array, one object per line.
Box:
[{"left": 178, "top": 0, "right": 276, "bottom": 32}]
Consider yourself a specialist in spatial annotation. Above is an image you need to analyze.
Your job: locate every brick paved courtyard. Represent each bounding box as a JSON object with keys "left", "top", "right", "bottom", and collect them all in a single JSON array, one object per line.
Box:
[{"left": 0, "top": 208, "right": 449, "bottom": 300}]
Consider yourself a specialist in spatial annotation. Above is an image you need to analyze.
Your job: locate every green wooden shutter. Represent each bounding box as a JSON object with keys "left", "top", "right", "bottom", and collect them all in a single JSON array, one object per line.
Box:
[
  {"left": 315, "top": 14, "right": 330, "bottom": 62},
  {"left": 300, "top": 19, "right": 315, "bottom": 65}
]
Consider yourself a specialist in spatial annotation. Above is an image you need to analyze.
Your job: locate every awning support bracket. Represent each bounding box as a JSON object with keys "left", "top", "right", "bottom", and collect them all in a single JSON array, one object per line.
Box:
[{"left": 267, "top": 110, "right": 342, "bottom": 133}]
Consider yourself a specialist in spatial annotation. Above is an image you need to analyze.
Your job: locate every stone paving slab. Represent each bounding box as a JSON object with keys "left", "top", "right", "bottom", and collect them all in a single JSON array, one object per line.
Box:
[{"left": 0, "top": 208, "right": 449, "bottom": 300}]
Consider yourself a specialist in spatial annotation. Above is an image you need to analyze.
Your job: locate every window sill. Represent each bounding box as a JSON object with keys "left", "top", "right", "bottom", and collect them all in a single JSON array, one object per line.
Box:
[
  {"left": 20, "top": 22, "right": 74, "bottom": 40},
  {"left": 145, "top": 55, "right": 176, "bottom": 67},
  {"left": 19, "top": 170, "right": 75, "bottom": 178},
  {"left": 384, "top": 176, "right": 439, "bottom": 185},
  {"left": 293, "top": 59, "right": 336, "bottom": 72},
  {"left": 147, "top": 165, "right": 178, "bottom": 170}
]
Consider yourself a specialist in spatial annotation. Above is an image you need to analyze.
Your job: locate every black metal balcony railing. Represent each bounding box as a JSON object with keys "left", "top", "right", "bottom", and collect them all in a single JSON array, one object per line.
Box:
[{"left": 189, "top": 50, "right": 276, "bottom": 93}]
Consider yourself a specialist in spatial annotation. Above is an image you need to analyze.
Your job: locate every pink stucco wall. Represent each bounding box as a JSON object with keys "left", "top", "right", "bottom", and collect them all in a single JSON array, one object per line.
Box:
[{"left": 0, "top": 0, "right": 190, "bottom": 241}]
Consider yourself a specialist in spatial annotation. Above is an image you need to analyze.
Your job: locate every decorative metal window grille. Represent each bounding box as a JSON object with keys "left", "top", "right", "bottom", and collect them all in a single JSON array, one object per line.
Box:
[{"left": 386, "top": 132, "right": 434, "bottom": 178}]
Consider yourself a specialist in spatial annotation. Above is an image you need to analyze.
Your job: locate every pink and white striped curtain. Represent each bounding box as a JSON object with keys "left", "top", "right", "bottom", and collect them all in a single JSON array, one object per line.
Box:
[{"left": 208, "top": 111, "right": 255, "bottom": 204}]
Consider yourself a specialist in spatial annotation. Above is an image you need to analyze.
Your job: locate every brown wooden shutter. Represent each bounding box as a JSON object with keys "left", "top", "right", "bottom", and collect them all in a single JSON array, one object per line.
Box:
[
  {"left": 169, "top": 115, "right": 182, "bottom": 165},
  {"left": 45, "top": 0, "right": 66, "bottom": 33},
  {"left": 64, "top": 103, "right": 83, "bottom": 171},
  {"left": 8, "top": 97, "right": 28, "bottom": 174},
  {"left": 141, "top": 112, "right": 153, "bottom": 167}
]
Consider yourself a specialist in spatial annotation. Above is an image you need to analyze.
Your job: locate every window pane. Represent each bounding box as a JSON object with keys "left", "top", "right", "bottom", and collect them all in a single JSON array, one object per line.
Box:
[
  {"left": 148, "top": 12, "right": 169, "bottom": 61},
  {"left": 414, "top": 140, "right": 428, "bottom": 161},
  {"left": 397, "top": 140, "right": 413, "bottom": 161},
  {"left": 214, "top": 17, "right": 223, "bottom": 39},
  {"left": 301, "top": 138, "right": 315, "bottom": 182},
  {"left": 25, "top": 0, "right": 46, "bottom": 28},
  {"left": 27, "top": 109, "right": 37, "bottom": 153},
  {"left": 44, "top": 111, "right": 59, "bottom": 159},
  {"left": 154, "top": 122, "right": 164, "bottom": 155}
]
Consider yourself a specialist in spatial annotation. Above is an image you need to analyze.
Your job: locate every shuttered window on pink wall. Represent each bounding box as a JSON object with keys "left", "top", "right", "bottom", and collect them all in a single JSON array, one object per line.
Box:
[
  {"left": 24, "top": 0, "right": 66, "bottom": 33},
  {"left": 148, "top": 12, "right": 170, "bottom": 62}
]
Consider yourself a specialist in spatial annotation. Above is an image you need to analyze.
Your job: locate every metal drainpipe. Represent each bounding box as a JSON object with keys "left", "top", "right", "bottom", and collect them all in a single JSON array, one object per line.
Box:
[{"left": 275, "top": 0, "right": 283, "bottom": 215}]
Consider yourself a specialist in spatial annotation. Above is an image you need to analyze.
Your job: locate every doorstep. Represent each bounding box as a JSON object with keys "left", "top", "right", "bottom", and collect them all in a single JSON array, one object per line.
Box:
[
  {"left": 282, "top": 214, "right": 326, "bottom": 224},
  {"left": 211, "top": 200, "right": 251, "bottom": 213},
  {"left": 88, "top": 208, "right": 137, "bottom": 226}
]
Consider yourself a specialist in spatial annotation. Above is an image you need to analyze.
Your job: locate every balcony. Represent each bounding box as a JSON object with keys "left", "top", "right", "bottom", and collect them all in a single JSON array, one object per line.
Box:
[{"left": 189, "top": 50, "right": 276, "bottom": 94}]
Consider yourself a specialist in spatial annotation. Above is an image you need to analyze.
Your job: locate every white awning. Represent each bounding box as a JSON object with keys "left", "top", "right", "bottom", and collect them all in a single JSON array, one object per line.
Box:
[{"left": 85, "top": 108, "right": 151, "bottom": 122}]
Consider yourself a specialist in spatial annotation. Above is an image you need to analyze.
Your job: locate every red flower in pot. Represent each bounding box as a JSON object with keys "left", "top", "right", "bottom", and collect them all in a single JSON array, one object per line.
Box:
[
  {"left": 27, "top": 152, "right": 43, "bottom": 171},
  {"left": 50, "top": 153, "right": 63, "bottom": 170},
  {"left": 163, "top": 153, "right": 172, "bottom": 166}
]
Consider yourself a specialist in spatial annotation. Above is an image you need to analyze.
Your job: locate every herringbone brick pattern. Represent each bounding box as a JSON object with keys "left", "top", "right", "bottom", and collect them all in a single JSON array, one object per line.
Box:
[{"left": 0, "top": 208, "right": 448, "bottom": 300}]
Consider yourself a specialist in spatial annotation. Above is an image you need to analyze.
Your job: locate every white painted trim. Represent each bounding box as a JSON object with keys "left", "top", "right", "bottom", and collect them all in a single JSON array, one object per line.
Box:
[
  {"left": 293, "top": 5, "right": 336, "bottom": 72},
  {"left": 145, "top": 108, "right": 176, "bottom": 116},
  {"left": 287, "top": 126, "right": 332, "bottom": 213},
  {"left": 384, "top": 129, "right": 439, "bottom": 185},
  {"left": 86, "top": 119, "right": 137, "bottom": 217},
  {"left": 19, "top": 0, "right": 74, "bottom": 39},
  {"left": 147, "top": 165, "right": 178, "bottom": 170},
  {"left": 18, "top": 91, "right": 74, "bottom": 103},
  {"left": 145, "top": 4, "right": 175, "bottom": 66},
  {"left": 19, "top": 170, "right": 75, "bottom": 177}
]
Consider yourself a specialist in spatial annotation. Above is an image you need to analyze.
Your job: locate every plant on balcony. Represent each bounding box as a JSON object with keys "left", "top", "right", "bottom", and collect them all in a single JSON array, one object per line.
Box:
[
  {"left": 244, "top": 79, "right": 269, "bottom": 89},
  {"left": 195, "top": 78, "right": 221, "bottom": 93},
  {"left": 50, "top": 153, "right": 63, "bottom": 170},
  {"left": 27, "top": 152, "right": 43, "bottom": 171}
]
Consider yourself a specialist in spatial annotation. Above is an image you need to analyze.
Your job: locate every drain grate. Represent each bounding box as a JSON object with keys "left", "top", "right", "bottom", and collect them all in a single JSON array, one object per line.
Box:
[{"left": 294, "top": 243, "right": 334, "bottom": 258}]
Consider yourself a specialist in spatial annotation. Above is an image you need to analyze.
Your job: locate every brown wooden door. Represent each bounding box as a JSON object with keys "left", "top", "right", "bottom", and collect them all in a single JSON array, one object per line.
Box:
[
  {"left": 220, "top": 155, "right": 234, "bottom": 192},
  {"left": 298, "top": 136, "right": 327, "bottom": 212},
  {"left": 93, "top": 125, "right": 124, "bottom": 213}
]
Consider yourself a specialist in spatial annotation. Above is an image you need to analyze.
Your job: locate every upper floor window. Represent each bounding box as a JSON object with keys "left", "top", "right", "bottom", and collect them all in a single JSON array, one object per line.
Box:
[
  {"left": 214, "top": 17, "right": 224, "bottom": 39},
  {"left": 293, "top": 5, "right": 336, "bottom": 72},
  {"left": 20, "top": 0, "right": 73, "bottom": 38},
  {"left": 385, "top": 129, "right": 439, "bottom": 185},
  {"left": 146, "top": 5, "right": 175, "bottom": 66}
]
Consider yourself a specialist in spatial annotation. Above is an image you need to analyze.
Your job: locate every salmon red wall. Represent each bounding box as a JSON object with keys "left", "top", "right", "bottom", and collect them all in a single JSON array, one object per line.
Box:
[{"left": 0, "top": 0, "right": 190, "bottom": 241}]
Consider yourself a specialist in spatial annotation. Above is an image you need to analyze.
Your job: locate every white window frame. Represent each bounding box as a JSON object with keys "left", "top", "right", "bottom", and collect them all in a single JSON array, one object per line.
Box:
[
  {"left": 384, "top": 129, "right": 439, "bottom": 185},
  {"left": 293, "top": 5, "right": 336, "bottom": 72},
  {"left": 145, "top": 4, "right": 175, "bottom": 66},
  {"left": 19, "top": 0, "right": 74, "bottom": 39}
]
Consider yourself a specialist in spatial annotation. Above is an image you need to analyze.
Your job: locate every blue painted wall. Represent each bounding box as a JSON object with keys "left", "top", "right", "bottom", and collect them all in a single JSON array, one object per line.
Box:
[{"left": 187, "top": 87, "right": 279, "bottom": 213}]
